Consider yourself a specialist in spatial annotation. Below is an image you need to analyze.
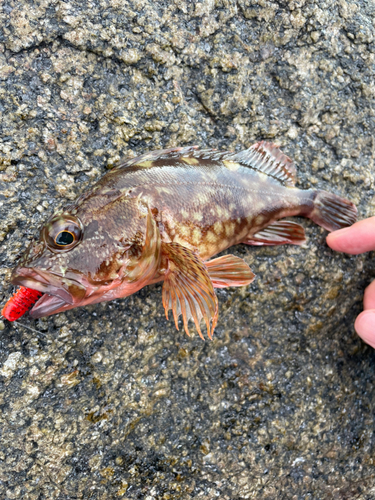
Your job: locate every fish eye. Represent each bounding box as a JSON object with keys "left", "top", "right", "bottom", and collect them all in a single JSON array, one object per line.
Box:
[
  {"left": 55, "top": 230, "right": 75, "bottom": 246},
  {"left": 43, "top": 215, "right": 83, "bottom": 252}
]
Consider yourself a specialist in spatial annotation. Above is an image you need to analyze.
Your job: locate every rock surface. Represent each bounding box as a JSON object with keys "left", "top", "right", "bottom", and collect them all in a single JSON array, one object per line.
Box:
[{"left": 1, "top": 0, "right": 375, "bottom": 498}]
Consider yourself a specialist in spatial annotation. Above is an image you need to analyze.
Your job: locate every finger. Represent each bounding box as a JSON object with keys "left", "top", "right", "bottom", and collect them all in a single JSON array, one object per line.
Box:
[
  {"left": 364, "top": 280, "right": 375, "bottom": 310},
  {"left": 326, "top": 216, "right": 375, "bottom": 255},
  {"left": 355, "top": 310, "right": 375, "bottom": 349}
]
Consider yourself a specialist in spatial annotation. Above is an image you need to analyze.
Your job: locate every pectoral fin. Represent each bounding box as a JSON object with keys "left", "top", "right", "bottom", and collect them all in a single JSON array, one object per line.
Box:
[
  {"left": 244, "top": 220, "right": 306, "bottom": 246},
  {"left": 205, "top": 254, "right": 255, "bottom": 288},
  {"left": 162, "top": 243, "right": 218, "bottom": 340},
  {"left": 127, "top": 208, "right": 161, "bottom": 286}
]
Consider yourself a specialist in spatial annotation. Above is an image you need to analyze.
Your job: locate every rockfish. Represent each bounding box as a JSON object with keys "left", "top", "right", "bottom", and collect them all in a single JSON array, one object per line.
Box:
[{"left": 9, "top": 143, "right": 357, "bottom": 338}]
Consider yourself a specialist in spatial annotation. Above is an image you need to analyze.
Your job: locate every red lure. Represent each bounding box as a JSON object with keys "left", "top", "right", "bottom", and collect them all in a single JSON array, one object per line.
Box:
[{"left": 1, "top": 287, "right": 43, "bottom": 322}]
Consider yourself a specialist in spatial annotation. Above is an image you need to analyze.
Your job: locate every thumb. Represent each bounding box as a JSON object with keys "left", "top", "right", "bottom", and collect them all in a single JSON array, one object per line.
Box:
[{"left": 355, "top": 310, "right": 375, "bottom": 349}]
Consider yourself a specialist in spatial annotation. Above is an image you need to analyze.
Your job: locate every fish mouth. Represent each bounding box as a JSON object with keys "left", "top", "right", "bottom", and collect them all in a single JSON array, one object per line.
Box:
[{"left": 11, "top": 267, "right": 86, "bottom": 318}]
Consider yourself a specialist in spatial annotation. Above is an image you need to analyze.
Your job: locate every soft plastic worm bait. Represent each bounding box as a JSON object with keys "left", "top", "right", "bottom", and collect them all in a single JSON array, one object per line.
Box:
[{"left": 1, "top": 287, "right": 43, "bottom": 321}]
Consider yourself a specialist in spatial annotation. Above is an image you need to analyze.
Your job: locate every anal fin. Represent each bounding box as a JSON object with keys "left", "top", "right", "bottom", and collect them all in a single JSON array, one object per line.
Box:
[
  {"left": 244, "top": 220, "right": 306, "bottom": 246},
  {"left": 162, "top": 243, "right": 218, "bottom": 339},
  {"left": 205, "top": 255, "right": 255, "bottom": 288}
]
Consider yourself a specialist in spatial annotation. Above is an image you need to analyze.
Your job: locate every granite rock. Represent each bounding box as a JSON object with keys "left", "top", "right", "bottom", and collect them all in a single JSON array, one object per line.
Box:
[{"left": 1, "top": 0, "right": 375, "bottom": 498}]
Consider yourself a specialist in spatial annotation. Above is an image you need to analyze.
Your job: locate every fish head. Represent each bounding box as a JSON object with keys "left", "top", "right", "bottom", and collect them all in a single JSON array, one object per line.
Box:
[{"left": 11, "top": 210, "right": 138, "bottom": 318}]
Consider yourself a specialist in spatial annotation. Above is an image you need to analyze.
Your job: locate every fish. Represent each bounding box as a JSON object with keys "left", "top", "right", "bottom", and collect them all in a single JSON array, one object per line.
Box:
[{"left": 8, "top": 142, "right": 357, "bottom": 338}]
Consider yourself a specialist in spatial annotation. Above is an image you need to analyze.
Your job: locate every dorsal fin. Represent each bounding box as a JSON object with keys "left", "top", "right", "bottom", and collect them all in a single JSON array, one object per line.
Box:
[
  {"left": 113, "top": 142, "right": 296, "bottom": 186},
  {"left": 114, "top": 145, "right": 231, "bottom": 171},
  {"left": 113, "top": 146, "right": 200, "bottom": 171},
  {"left": 222, "top": 141, "right": 296, "bottom": 186}
]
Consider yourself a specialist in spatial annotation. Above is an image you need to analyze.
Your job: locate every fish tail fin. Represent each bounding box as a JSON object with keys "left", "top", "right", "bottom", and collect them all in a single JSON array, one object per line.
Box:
[{"left": 309, "top": 190, "right": 357, "bottom": 232}]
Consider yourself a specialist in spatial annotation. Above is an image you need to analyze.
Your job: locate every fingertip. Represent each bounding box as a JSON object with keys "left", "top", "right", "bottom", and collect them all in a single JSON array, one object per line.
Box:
[
  {"left": 363, "top": 280, "right": 375, "bottom": 310},
  {"left": 355, "top": 310, "right": 375, "bottom": 349},
  {"left": 326, "top": 217, "right": 375, "bottom": 255},
  {"left": 326, "top": 228, "right": 351, "bottom": 252}
]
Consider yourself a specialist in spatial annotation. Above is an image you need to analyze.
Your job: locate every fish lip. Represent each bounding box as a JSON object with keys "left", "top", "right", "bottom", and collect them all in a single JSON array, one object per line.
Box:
[
  {"left": 10, "top": 267, "right": 85, "bottom": 310},
  {"left": 29, "top": 294, "right": 69, "bottom": 319}
]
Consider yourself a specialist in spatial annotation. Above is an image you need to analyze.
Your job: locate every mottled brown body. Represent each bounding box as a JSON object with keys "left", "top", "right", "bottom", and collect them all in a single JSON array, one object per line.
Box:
[
  {"left": 70, "top": 148, "right": 312, "bottom": 261},
  {"left": 9, "top": 143, "right": 357, "bottom": 338}
]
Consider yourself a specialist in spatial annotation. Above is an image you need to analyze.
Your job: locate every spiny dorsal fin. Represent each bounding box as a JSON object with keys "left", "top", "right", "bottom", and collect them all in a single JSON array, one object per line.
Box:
[
  {"left": 115, "top": 146, "right": 230, "bottom": 170},
  {"left": 113, "top": 142, "right": 296, "bottom": 187},
  {"left": 223, "top": 141, "right": 296, "bottom": 186},
  {"left": 114, "top": 146, "right": 200, "bottom": 171}
]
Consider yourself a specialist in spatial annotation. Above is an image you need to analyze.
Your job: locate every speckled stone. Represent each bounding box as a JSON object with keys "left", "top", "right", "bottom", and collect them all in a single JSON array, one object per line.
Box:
[{"left": 1, "top": 1, "right": 375, "bottom": 499}]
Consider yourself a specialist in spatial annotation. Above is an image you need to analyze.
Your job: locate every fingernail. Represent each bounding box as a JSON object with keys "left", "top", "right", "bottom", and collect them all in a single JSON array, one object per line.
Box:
[{"left": 355, "top": 310, "right": 375, "bottom": 349}]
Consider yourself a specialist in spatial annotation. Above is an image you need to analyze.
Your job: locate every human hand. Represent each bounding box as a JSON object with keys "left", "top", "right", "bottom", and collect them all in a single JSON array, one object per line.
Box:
[{"left": 327, "top": 217, "right": 375, "bottom": 349}]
